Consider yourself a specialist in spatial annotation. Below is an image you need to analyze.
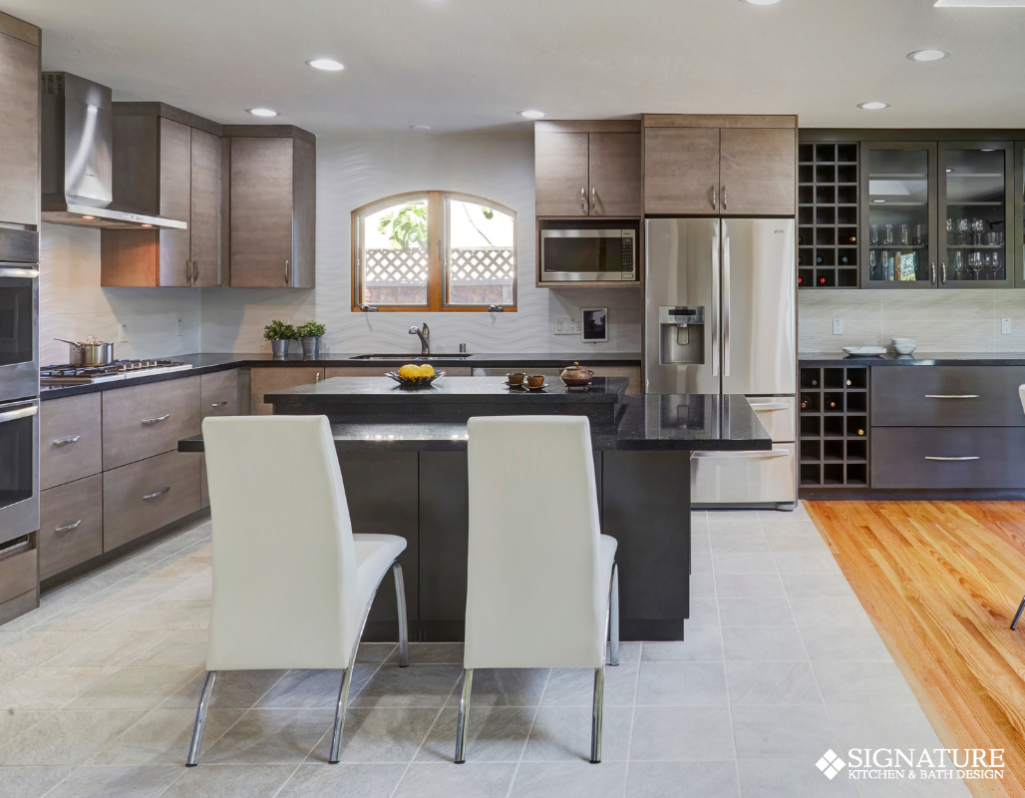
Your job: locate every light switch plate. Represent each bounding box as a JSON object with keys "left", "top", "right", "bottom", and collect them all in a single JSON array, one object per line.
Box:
[
  {"left": 1002, "top": 318, "right": 1011, "bottom": 335},
  {"left": 833, "top": 319, "right": 843, "bottom": 335},
  {"left": 554, "top": 318, "right": 582, "bottom": 335}
]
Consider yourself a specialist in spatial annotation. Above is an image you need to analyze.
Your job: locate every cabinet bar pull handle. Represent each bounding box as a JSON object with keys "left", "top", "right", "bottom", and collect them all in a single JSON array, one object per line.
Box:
[
  {"left": 941, "top": 262, "right": 946, "bottom": 284},
  {"left": 930, "top": 262, "right": 936, "bottom": 284},
  {"left": 284, "top": 260, "right": 291, "bottom": 285},
  {"left": 711, "top": 236, "right": 720, "bottom": 378},
  {"left": 712, "top": 186, "right": 717, "bottom": 210},
  {"left": 925, "top": 394, "right": 979, "bottom": 399},
  {"left": 924, "top": 456, "right": 980, "bottom": 461},
  {"left": 193, "top": 260, "right": 200, "bottom": 284},
  {"left": 211, "top": 401, "right": 227, "bottom": 407},
  {"left": 591, "top": 187, "right": 596, "bottom": 213},
  {"left": 580, "top": 187, "right": 586, "bottom": 213},
  {"left": 186, "top": 258, "right": 192, "bottom": 286},
  {"left": 722, "top": 186, "right": 728, "bottom": 210},
  {"left": 141, "top": 414, "right": 171, "bottom": 425},
  {"left": 723, "top": 236, "right": 731, "bottom": 378},
  {"left": 55, "top": 520, "right": 82, "bottom": 533},
  {"left": 143, "top": 487, "right": 171, "bottom": 500},
  {"left": 53, "top": 436, "right": 80, "bottom": 447}
]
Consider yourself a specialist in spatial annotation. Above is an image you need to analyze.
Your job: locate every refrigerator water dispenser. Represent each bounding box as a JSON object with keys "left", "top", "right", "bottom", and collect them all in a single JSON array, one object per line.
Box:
[{"left": 659, "top": 306, "right": 704, "bottom": 365}]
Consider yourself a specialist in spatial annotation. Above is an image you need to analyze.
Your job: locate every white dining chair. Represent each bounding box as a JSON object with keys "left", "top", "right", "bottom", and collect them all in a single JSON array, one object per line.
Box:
[
  {"left": 186, "top": 415, "right": 409, "bottom": 766},
  {"left": 455, "top": 415, "right": 619, "bottom": 764},
  {"left": 1013, "top": 387, "right": 1025, "bottom": 631}
]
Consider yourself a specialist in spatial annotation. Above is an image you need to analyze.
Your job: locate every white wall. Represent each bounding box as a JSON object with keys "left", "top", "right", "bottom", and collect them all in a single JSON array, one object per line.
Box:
[
  {"left": 799, "top": 289, "right": 1025, "bottom": 353},
  {"left": 39, "top": 223, "right": 201, "bottom": 365},
  {"left": 200, "top": 130, "right": 643, "bottom": 354}
]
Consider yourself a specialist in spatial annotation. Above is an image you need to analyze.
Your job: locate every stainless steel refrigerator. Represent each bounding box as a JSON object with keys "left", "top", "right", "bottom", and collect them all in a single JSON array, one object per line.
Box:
[{"left": 645, "top": 218, "right": 797, "bottom": 508}]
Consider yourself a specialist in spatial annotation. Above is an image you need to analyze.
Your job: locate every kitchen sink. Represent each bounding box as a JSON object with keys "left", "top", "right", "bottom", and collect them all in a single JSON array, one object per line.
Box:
[{"left": 351, "top": 353, "right": 473, "bottom": 360}]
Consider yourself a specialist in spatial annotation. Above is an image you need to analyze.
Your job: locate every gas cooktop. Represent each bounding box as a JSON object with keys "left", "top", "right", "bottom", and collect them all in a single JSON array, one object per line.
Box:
[{"left": 41, "top": 359, "right": 193, "bottom": 385}]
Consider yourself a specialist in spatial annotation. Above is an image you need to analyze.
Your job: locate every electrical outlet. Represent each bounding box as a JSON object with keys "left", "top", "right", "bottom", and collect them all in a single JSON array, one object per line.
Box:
[
  {"left": 118, "top": 323, "right": 128, "bottom": 343},
  {"left": 1002, "top": 318, "right": 1012, "bottom": 335},
  {"left": 832, "top": 319, "right": 843, "bottom": 335},
  {"left": 174, "top": 318, "right": 183, "bottom": 337},
  {"left": 554, "top": 318, "right": 582, "bottom": 335}
]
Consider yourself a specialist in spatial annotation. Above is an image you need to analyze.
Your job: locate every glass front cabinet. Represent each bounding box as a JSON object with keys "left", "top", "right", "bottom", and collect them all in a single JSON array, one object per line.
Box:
[{"left": 861, "top": 140, "right": 1015, "bottom": 289}]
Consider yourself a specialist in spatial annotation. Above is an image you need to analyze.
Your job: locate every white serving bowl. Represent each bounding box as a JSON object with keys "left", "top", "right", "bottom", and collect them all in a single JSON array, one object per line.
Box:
[{"left": 891, "top": 338, "right": 917, "bottom": 355}]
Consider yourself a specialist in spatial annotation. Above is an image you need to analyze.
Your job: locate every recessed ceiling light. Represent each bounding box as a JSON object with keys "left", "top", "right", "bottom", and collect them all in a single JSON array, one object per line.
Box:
[
  {"left": 908, "top": 49, "right": 950, "bottom": 61},
  {"left": 858, "top": 101, "right": 890, "bottom": 110},
  {"left": 140, "top": 223, "right": 153, "bottom": 228},
  {"left": 81, "top": 215, "right": 95, "bottom": 220},
  {"left": 248, "top": 108, "right": 278, "bottom": 117},
  {"left": 935, "top": 0, "right": 1025, "bottom": 6},
  {"left": 519, "top": 110, "right": 545, "bottom": 120},
  {"left": 307, "top": 59, "right": 344, "bottom": 71},
  {"left": 410, "top": 125, "right": 432, "bottom": 131}
]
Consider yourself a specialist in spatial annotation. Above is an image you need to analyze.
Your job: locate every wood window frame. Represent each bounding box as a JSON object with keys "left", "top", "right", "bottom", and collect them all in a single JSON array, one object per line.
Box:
[{"left": 352, "top": 190, "right": 518, "bottom": 312}]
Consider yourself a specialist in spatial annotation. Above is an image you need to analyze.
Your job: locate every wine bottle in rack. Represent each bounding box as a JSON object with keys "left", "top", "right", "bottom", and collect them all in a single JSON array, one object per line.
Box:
[{"left": 800, "top": 395, "right": 810, "bottom": 410}]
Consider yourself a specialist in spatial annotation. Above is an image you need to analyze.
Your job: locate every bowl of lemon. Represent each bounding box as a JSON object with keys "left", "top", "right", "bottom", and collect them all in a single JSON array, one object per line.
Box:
[{"left": 386, "top": 363, "right": 444, "bottom": 387}]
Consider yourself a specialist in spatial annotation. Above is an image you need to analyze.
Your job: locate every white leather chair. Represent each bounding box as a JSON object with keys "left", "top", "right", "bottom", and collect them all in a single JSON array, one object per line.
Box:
[
  {"left": 455, "top": 415, "right": 619, "bottom": 764},
  {"left": 186, "top": 415, "right": 409, "bottom": 766},
  {"left": 1014, "top": 387, "right": 1025, "bottom": 631}
]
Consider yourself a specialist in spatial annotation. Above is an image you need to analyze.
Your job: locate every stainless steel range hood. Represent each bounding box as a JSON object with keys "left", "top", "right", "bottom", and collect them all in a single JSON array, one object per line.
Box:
[{"left": 40, "top": 73, "right": 186, "bottom": 230}]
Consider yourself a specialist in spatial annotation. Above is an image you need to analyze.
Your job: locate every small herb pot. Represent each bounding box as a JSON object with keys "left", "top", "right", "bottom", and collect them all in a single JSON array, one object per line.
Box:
[
  {"left": 270, "top": 339, "right": 291, "bottom": 358},
  {"left": 301, "top": 336, "right": 321, "bottom": 359}
]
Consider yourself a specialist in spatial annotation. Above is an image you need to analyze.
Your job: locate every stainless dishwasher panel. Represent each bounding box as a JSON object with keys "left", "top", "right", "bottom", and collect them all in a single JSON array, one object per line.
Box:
[
  {"left": 691, "top": 443, "right": 796, "bottom": 506},
  {"left": 746, "top": 396, "right": 796, "bottom": 442}
]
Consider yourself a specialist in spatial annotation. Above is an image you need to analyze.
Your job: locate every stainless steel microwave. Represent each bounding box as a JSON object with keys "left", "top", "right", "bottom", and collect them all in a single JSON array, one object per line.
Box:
[{"left": 540, "top": 229, "right": 636, "bottom": 282}]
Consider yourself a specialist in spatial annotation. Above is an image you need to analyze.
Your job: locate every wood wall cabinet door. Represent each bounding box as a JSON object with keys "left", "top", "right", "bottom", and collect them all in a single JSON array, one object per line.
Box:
[
  {"left": 719, "top": 128, "right": 796, "bottom": 216},
  {"left": 40, "top": 394, "right": 102, "bottom": 491},
  {"left": 589, "top": 133, "right": 641, "bottom": 217},
  {"left": 644, "top": 128, "right": 720, "bottom": 216},
  {"left": 249, "top": 367, "right": 323, "bottom": 415},
  {"left": 39, "top": 475, "right": 103, "bottom": 580},
  {"left": 0, "top": 26, "right": 39, "bottom": 227},
  {"left": 230, "top": 137, "right": 296, "bottom": 287},
  {"left": 189, "top": 128, "right": 222, "bottom": 287},
  {"left": 157, "top": 118, "right": 193, "bottom": 287},
  {"left": 535, "top": 132, "right": 589, "bottom": 217}
]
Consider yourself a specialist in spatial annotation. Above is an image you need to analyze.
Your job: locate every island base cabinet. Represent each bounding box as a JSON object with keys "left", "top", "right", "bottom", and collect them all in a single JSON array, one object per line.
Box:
[
  {"left": 871, "top": 427, "right": 1025, "bottom": 490},
  {"left": 338, "top": 452, "right": 419, "bottom": 641},
  {"left": 39, "top": 475, "right": 104, "bottom": 580},
  {"left": 103, "top": 451, "right": 201, "bottom": 551}
]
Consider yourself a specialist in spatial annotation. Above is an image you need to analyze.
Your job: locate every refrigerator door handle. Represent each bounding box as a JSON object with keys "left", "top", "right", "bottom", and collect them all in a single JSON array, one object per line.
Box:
[
  {"left": 723, "top": 235, "right": 731, "bottom": 378},
  {"left": 711, "top": 235, "right": 720, "bottom": 378}
]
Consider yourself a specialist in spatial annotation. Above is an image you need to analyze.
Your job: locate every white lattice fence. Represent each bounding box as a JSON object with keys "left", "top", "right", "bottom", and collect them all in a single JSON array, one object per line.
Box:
[
  {"left": 365, "top": 248, "right": 428, "bottom": 285},
  {"left": 450, "top": 247, "right": 514, "bottom": 284},
  {"left": 365, "top": 247, "right": 513, "bottom": 285}
]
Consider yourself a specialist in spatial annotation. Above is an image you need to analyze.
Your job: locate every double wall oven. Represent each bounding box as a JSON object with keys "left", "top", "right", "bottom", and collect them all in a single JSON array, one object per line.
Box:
[{"left": 0, "top": 231, "right": 40, "bottom": 545}]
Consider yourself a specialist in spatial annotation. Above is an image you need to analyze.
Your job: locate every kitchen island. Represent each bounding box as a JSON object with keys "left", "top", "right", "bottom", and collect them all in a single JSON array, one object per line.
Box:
[{"left": 180, "top": 376, "right": 771, "bottom": 641}]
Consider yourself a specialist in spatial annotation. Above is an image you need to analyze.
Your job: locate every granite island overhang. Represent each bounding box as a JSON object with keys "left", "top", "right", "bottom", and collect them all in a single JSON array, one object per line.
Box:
[{"left": 180, "top": 377, "right": 771, "bottom": 641}]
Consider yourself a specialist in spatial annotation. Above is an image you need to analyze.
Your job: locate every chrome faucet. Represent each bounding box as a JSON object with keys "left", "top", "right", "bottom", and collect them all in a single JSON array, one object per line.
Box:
[{"left": 409, "top": 323, "right": 431, "bottom": 355}]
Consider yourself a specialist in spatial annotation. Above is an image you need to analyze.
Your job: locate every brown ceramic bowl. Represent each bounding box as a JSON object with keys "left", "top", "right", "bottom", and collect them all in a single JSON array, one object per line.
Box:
[
  {"left": 506, "top": 372, "right": 526, "bottom": 385},
  {"left": 526, "top": 374, "right": 545, "bottom": 388}
]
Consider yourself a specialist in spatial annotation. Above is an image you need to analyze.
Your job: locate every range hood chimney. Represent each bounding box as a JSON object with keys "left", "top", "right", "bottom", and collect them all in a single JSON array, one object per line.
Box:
[{"left": 40, "top": 72, "right": 186, "bottom": 230}]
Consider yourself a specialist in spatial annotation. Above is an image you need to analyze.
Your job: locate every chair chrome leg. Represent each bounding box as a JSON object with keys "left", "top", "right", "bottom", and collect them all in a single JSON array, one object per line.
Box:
[
  {"left": 454, "top": 668, "right": 473, "bottom": 764},
  {"left": 186, "top": 670, "right": 216, "bottom": 766},
  {"left": 393, "top": 562, "right": 409, "bottom": 667},
  {"left": 328, "top": 667, "right": 355, "bottom": 764},
  {"left": 1012, "top": 595, "right": 1025, "bottom": 630},
  {"left": 609, "top": 562, "right": 620, "bottom": 667},
  {"left": 590, "top": 664, "right": 605, "bottom": 763}
]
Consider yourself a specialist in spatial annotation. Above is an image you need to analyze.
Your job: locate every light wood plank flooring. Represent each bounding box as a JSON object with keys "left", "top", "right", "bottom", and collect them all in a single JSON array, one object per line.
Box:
[{"left": 806, "top": 501, "right": 1025, "bottom": 798}]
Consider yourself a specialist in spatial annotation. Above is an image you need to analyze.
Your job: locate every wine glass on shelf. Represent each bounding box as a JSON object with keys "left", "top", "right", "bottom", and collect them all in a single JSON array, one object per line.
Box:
[
  {"left": 973, "top": 219, "right": 985, "bottom": 246},
  {"left": 983, "top": 253, "right": 993, "bottom": 280},
  {"left": 957, "top": 218, "right": 969, "bottom": 246},
  {"left": 970, "top": 252, "right": 982, "bottom": 280},
  {"left": 946, "top": 218, "right": 954, "bottom": 245},
  {"left": 954, "top": 251, "right": 964, "bottom": 279},
  {"left": 993, "top": 251, "right": 1003, "bottom": 279}
]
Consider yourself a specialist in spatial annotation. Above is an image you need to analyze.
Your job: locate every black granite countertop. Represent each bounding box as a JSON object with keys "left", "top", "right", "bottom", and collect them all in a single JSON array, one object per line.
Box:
[
  {"left": 800, "top": 352, "right": 1025, "bottom": 366},
  {"left": 41, "top": 352, "right": 641, "bottom": 400},
  {"left": 178, "top": 393, "right": 771, "bottom": 453}
]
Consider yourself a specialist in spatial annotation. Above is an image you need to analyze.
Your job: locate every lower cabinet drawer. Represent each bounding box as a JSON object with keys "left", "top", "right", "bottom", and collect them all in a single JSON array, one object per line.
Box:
[
  {"left": 103, "top": 451, "right": 201, "bottom": 551},
  {"left": 691, "top": 443, "right": 796, "bottom": 504},
  {"left": 0, "top": 536, "right": 38, "bottom": 605},
  {"left": 39, "top": 475, "right": 104, "bottom": 580},
  {"left": 872, "top": 427, "right": 1025, "bottom": 489}
]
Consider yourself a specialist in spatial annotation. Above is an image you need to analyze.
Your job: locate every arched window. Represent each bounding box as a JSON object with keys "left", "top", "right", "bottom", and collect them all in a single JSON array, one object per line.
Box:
[{"left": 352, "top": 191, "right": 517, "bottom": 311}]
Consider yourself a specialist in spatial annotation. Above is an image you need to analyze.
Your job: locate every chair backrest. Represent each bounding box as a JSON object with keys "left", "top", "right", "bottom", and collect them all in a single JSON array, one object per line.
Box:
[
  {"left": 202, "top": 415, "right": 360, "bottom": 670},
  {"left": 464, "top": 415, "right": 605, "bottom": 669}
]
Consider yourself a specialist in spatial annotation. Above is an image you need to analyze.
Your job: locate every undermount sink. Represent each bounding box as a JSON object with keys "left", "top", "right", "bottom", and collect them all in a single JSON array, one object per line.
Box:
[{"left": 351, "top": 353, "right": 473, "bottom": 360}]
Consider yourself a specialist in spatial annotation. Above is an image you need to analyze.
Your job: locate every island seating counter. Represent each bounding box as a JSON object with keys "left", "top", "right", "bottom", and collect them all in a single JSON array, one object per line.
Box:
[{"left": 180, "top": 378, "right": 770, "bottom": 641}]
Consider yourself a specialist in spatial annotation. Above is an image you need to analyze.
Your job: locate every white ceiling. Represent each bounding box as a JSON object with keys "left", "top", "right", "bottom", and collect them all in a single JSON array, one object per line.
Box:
[{"left": 8, "top": 0, "right": 1025, "bottom": 134}]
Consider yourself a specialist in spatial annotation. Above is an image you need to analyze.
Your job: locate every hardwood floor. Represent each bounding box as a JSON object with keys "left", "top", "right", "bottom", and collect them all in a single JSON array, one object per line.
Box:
[{"left": 806, "top": 501, "right": 1025, "bottom": 798}]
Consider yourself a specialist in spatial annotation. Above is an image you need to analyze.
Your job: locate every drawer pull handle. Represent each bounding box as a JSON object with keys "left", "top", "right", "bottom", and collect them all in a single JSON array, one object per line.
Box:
[
  {"left": 211, "top": 402, "right": 227, "bottom": 407},
  {"left": 924, "top": 395, "right": 980, "bottom": 399},
  {"left": 53, "top": 436, "right": 81, "bottom": 447},
  {"left": 0, "top": 404, "right": 37, "bottom": 424},
  {"left": 0, "top": 537, "right": 29, "bottom": 554},
  {"left": 142, "top": 414, "right": 171, "bottom": 426},
  {"left": 750, "top": 402, "right": 789, "bottom": 412},
  {"left": 55, "top": 520, "right": 82, "bottom": 533},
  {"left": 924, "top": 456, "right": 980, "bottom": 461},
  {"left": 143, "top": 487, "right": 171, "bottom": 500}
]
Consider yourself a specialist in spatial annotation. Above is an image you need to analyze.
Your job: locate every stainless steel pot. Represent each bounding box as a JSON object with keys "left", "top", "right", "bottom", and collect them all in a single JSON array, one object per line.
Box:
[{"left": 55, "top": 338, "right": 115, "bottom": 366}]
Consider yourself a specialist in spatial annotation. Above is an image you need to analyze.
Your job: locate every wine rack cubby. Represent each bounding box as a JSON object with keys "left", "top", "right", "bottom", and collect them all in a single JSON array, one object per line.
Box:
[
  {"left": 799, "top": 366, "right": 869, "bottom": 488},
  {"left": 798, "top": 142, "right": 859, "bottom": 289}
]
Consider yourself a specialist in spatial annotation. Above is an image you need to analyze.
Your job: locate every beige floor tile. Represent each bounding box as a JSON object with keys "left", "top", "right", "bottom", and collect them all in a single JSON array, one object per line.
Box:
[
  {"left": 395, "top": 762, "right": 517, "bottom": 797},
  {"left": 0, "top": 710, "right": 146, "bottom": 765},
  {"left": 0, "top": 666, "right": 120, "bottom": 710},
  {"left": 126, "top": 631, "right": 207, "bottom": 668},
  {"left": 45, "top": 631, "right": 170, "bottom": 668},
  {"left": 89, "top": 708, "right": 245, "bottom": 766},
  {"left": 162, "top": 669, "right": 288, "bottom": 710},
  {"left": 0, "top": 666, "right": 29, "bottom": 688},
  {"left": 202, "top": 708, "right": 335, "bottom": 765},
  {"left": 0, "top": 709, "right": 52, "bottom": 746},
  {"left": 102, "top": 601, "right": 209, "bottom": 633},
  {"left": 159, "top": 763, "right": 296, "bottom": 798},
  {"left": 277, "top": 763, "right": 406, "bottom": 797},
  {"left": 45, "top": 764, "right": 181, "bottom": 798},
  {"left": 67, "top": 666, "right": 202, "bottom": 710},
  {"left": 0, "top": 631, "right": 92, "bottom": 667},
  {"left": 31, "top": 599, "right": 139, "bottom": 633},
  {"left": 156, "top": 572, "right": 212, "bottom": 601},
  {"left": 0, "top": 765, "right": 75, "bottom": 798}
]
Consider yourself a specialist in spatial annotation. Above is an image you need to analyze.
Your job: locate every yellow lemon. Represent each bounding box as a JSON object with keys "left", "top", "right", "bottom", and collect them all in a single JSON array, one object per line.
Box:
[
  {"left": 418, "top": 364, "right": 436, "bottom": 378},
  {"left": 398, "top": 364, "right": 420, "bottom": 380}
]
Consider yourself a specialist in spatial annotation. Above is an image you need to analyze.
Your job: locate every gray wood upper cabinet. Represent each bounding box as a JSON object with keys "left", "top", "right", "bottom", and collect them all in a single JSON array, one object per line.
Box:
[
  {"left": 102, "top": 108, "right": 222, "bottom": 287},
  {"left": 227, "top": 129, "right": 316, "bottom": 288},
  {"left": 0, "top": 15, "right": 40, "bottom": 228},
  {"left": 534, "top": 122, "right": 641, "bottom": 218},
  {"left": 643, "top": 116, "right": 797, "bottom": 217}
]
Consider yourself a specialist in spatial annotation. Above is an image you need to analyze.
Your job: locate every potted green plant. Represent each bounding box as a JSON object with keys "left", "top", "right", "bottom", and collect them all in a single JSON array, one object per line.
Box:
[
  {"left": 296, "top": 320, "right": 327, "bottom": 359},
  {"left": 264, "top": 320, "right": 297, "bottom": 358}
]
